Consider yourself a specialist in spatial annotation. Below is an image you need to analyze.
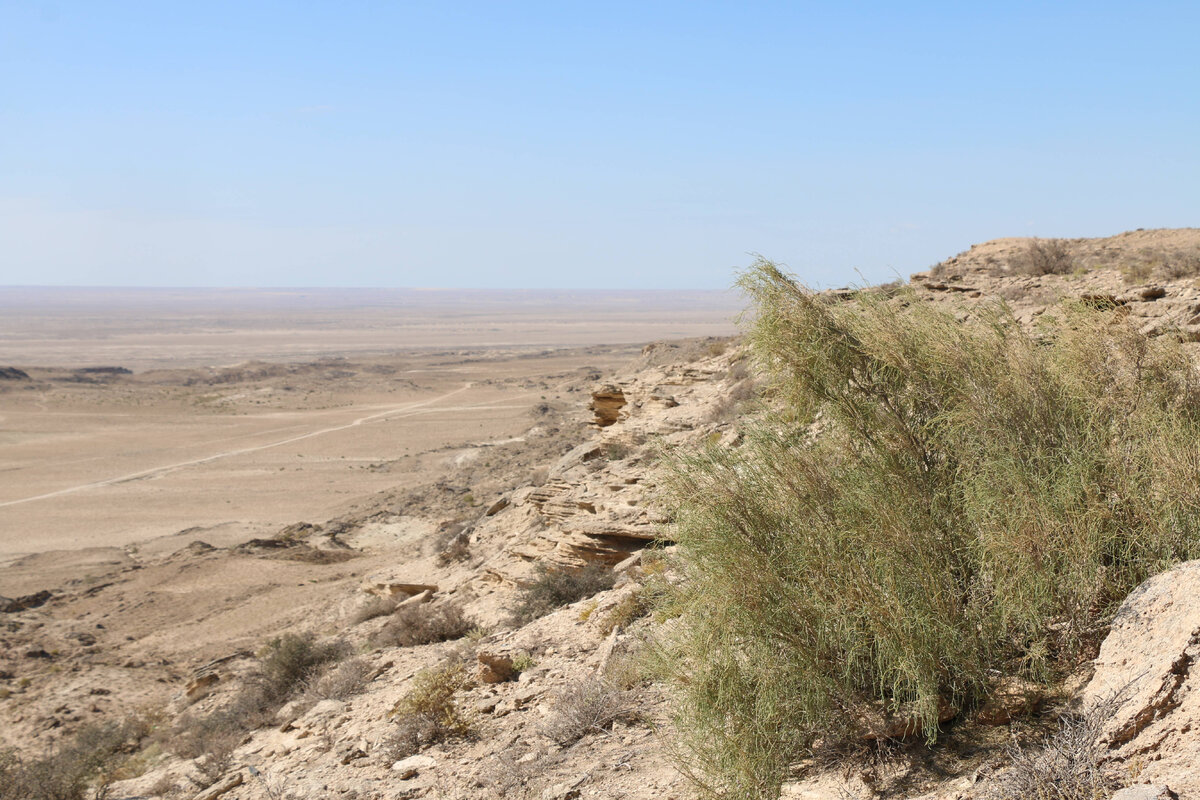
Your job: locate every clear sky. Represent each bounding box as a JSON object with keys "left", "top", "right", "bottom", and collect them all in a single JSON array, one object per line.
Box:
[{"left": 2, "top": 2, "right": 1198, "bottom": 289}]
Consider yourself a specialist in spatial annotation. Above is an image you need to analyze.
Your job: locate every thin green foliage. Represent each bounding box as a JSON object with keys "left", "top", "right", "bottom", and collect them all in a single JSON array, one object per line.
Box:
[{"left": 658, "top": 259, "right": 1200, "bottom": 799}]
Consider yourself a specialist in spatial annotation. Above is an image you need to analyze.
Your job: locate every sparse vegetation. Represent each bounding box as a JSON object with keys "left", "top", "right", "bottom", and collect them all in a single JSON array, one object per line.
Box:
[
  {"left": 1157, "top": 250, "right": 1200, "bottom": 280},
  {"left": 1020, "top": 238, "right": 1075, "bottom": 275},
  {"left": 540, "top": 676, "right": 638, "bottom": 745},
  {"left": 387, "top": 660, "right": 474, "bottom": 757},
  {"left": 302, "top": 656, "right": 372, "bottom": 701},
  {"left": 599, "top": 589, "right": 650, "bottom": 634},
  {"left": 435, "top": 528, "right": 472, "bottom": 565},
  {"left": 511, "top": 563, "right": 616, "bottom": 625},
  {"left": 989, "top": 702, "right": 1118, "bottom": 800},
  {"left": 371, "top": 601, "right": 472, "bottom": 648},
  {"left": 511, "top": 650, "right": 536, "bottom": 675},
  {"left": 658, "top": 259, "right": 1200, "bottom": 799},
  {"left": 169, "top": 632, "right": 345, "bottom": 775},
  {"left": 0, "top": 717, "right": 148, "bottom": 800},
  {"left": 256, "top": 632, "right": 347, "bottom": 705},
  {"left": 351, "top": 594, "right": 399, "bottom": 624}
]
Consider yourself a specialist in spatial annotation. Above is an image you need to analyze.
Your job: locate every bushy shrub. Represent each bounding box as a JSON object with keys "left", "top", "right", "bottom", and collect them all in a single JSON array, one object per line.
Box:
[
  {"left": 372, "top": 601, "right": 471, "bottom": 648},
  {"left": 1021, "top": 238, "right": 1075, "bottom": 275},
  {"left": 302, "top": 656, "right": 372, "bottom": 701},
  {"left": 256, "top": 632, "right": 346, "bottom": 705},
  {"left": 387, "top": 661, "right": 474, "bottom": 758},
  {"left": 658, "top": 259, "right": 1200, "bottom": 799}
]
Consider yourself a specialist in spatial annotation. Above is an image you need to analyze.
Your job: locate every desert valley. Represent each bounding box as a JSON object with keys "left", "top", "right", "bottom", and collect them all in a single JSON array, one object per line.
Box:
[{"left": 5, "top": 231, "right": 1200, "bottom": 800}]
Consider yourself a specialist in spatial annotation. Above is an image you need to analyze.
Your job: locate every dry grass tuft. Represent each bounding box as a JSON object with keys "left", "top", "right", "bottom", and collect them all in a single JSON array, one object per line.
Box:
[{"left": 988, "top": 702, "right": 1118, "bottom": 800}]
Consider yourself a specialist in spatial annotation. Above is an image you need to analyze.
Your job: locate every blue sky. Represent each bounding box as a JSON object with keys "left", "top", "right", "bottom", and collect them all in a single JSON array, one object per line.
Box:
[{"left": 2, "top": 2, "right": 1198, "bottom": 289}]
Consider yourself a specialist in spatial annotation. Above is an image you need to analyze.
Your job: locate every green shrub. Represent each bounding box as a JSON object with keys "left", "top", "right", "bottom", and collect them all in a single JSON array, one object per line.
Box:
[
  {"left": 511, "top": 564, "right": 615, "bottom": 625},
  {"left": 387, "top": 661, "right": 474, "bottom": 757},
  {"left": 257, "top": 632, "right": 346, "bottom": 705},
  {"left": 658, "top": 259, "right": 1200, "bottom": 799}
]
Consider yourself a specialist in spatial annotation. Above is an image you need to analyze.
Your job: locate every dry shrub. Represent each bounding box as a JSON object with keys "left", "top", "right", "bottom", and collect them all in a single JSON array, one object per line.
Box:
[
  {"left": 169, "top": 632, "right": 345, "bottom": 775},
  {"left": 540, "top": 677, "right": 638, "bottom": 745},
  {"left": 188, "top": 733, "right": 237, "bottom": 790},
  {"left": 988, "top": 703, "right": 1118, "bottom": 800},
  {"left": 0, "top": 717, "right": 148, "bottom": 800},
  {"left": 351, "top": 594, "right": 398, "bottom": 624},
  {"left": 1158, "top": 250, "right": 1200, "bottom": 280},
  {"left": 372, "top": 601, "right": 471, "bottom": 648},
  {"left": 256, "top": 632, "right": 347, "bottom": 706},
  {"left": 1021, "top": 238, "right": 1075, "bottom": 275},
  {"left": 387, "top": 661, "right": 474, "bottom": 758},
  {"left": 660, "top": 259, "right": 1200, "bottom": 799},
  {"left": 706, "top": 376, "right": 758, "bottom": 423},
  {"left": 436, "top": 532, "right": 471, "bottom": 566},
  {"left": 511, "top": 563, "right": 615, "bottom": 625},
  {"left": 302, "top": 656, "right": 372, "bottom": 701}
]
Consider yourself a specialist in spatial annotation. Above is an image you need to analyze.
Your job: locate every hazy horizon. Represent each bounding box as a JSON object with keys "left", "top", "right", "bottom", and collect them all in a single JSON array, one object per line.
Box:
[{"left": 4, "top": 3, "right": 1198, "bottom": 290}]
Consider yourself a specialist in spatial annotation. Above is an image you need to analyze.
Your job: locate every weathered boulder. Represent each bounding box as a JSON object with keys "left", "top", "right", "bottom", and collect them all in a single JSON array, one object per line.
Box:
[
  {"left": 588, "top": 385, "right": 626, "bottom": 427},
  {"left": 1085, "top": 560, "right": 1200, "bottom": 795},
  {"left": 477, "top": 652, "right": 515, "bottom": 684},
  {"left": 1111, "top": 786, "right": 1178, "bottom": 800}
]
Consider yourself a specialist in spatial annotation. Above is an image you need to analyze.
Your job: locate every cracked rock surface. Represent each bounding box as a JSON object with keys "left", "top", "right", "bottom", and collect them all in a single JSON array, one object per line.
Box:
[{"left": 1086, "top": 560, "right": 1200, "bottom": 796}]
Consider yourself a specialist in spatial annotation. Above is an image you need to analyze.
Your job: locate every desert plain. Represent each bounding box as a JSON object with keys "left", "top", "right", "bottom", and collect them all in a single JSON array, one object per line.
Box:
[{"left": 0, "top": 288, "right": 741, "bottom": 570}]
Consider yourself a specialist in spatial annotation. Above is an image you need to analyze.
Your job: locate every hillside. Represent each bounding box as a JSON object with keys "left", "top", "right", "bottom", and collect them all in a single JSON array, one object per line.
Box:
[{"left": 4, "top": 229, "right": 1200, "bottom": 800}]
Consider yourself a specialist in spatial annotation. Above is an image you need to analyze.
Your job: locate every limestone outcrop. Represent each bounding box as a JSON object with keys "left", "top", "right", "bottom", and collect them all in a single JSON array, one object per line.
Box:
[
  {"left": 587, "top": 384, "right": 626, "bottom": 427},
  {"left": 1084, "top": 560, "right": 1200, "bottom": 797}
]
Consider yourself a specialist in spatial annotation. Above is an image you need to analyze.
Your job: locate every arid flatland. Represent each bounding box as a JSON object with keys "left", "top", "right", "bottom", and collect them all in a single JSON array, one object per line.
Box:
[{"left": 0, "top": 288, "right": 740, "bottom": 567}]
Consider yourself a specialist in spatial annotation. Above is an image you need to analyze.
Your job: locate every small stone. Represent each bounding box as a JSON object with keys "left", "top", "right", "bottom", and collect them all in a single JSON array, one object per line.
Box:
[
  {"left": 191, "top": 771, "right": 243, "bottom": 800},
  {"left": 391, "top": 754, "right": 436, "bottom": 779},
  {"left": 1111, "top": 786, "right": 1178, "bottom": 800}
]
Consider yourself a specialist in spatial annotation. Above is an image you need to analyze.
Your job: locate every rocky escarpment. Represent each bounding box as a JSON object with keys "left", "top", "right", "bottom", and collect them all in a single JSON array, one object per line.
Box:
[
  {"left": 62, "top": 338, "right": 753, "bottom": 800},
  {"left": 913, "top": 228, "right": 1200, "bottom": 343}
]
